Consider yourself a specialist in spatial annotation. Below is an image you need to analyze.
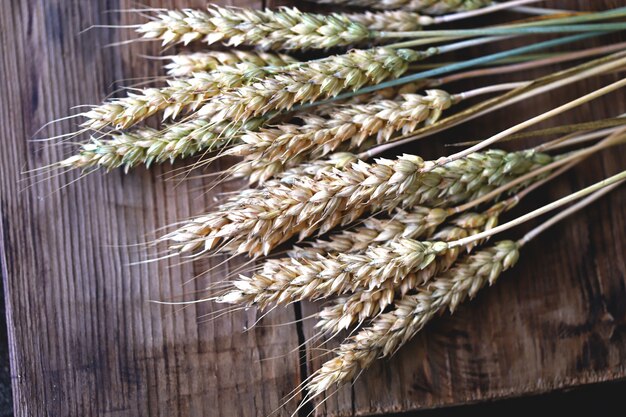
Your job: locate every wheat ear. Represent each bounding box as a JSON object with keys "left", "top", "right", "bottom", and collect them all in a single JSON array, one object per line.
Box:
[
  {"left": 196, "top": 47, "right": 432, "bottom": 124},
  {"left": 58, "top": 118, "right": 265, "bottom": 172},
  {"left": 220, "top": 239, "right": 450, "bottom": 309},
  {"left": 305, "top": 0, "right": 492, "bottom": 14},
  {"left": 164, "top": 51, "right": 297, "bottom": 77},
  {"left": 137, "top": 6, "right": 429, "bottom": 50},
  {"left": 308, "top": 169, "right": 626, "bottom": 394},
  {"left": 81, "top": 60, "right": 273, "bottom": 131},
  {"left": 307, "top": 240, "right": 520, "bottom": 396},
  {"left": 229, "top": 89, "right": 455, "bottom": 184},
  {"left": 315, "top": 203, "right": 506, "bottom": 334},
  {"left": 290, "top": 206, "right": 450, "bottom": 260},
  {"left": 161, "top": 149, "right": 551, "bottom": 257},
  {"left": 221, "top": 213, "right": 491, "bottom": 313}
]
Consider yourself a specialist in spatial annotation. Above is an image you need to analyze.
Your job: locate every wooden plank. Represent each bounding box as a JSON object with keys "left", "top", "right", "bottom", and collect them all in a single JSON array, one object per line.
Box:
[
  {"left": 0, "top": 1, "right": 302, "bottom": 416},
  {"left": 1, "top": 0, "right": 625, "bottom": 417}
]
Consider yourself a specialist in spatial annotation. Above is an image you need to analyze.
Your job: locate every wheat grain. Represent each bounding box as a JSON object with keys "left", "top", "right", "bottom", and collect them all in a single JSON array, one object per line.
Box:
[
  {"left": 164, "top": 51, "right": 297, "bottom": 77},
  {"left": 161, "top": 149, "right": 551, "bottom": 257},
  {"left": 307, "top": 240, "right": 520, "bottom": 396},
  {"left": 305, "top": 0, "right": 492, "bottom": 14},
  {"left": 138, "top": 6, "right": 428, "bottom": 50}
]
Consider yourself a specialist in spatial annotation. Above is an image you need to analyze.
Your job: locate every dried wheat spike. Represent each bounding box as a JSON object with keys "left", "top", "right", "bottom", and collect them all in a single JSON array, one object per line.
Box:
[
  {"left": 229, "top": 89, "right": 455, "bottom": 183},
  {"left": 138, "top": 6, "right": 429, "bottom": 50},
  {"left": 81, "top": 61, "right": 270, "bottom": 131},
  {"left": 306, "top": 0, "right": 491, "bottom": 14},
  {"left": 161, "top": 150, "right": 551, "bottom": 257},
  {"left": 219, "top": 240, "right": 449, "bottom": 309},
  {"left": 164, "top": 51, "right": 297, "bottom": 77},
  {"left": 315, "top": 204, "right": 506, "bottom": 334},
  {"left": 290, "top": 206, "right": 450, "bottom": 260},
  {"left": 197, "top": 46, "right": 433, "bottom": 125},
  {"left": 58, "top": 118, "right": 265, "bottom": 172},
  {"left": 308, "top": 240, "right": 520, "bottom": 396}
]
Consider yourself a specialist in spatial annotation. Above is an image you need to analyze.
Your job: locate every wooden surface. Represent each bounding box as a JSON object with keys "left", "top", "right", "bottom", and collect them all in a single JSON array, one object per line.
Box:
[{"left": 1, "top": 0, "right": 625, "bottom": 416}]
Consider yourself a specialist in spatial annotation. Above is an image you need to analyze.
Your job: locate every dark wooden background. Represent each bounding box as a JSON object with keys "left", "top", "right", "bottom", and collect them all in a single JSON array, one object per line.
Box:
[{"left": 1, "top": 0, "right": 625, "bottom": 416}]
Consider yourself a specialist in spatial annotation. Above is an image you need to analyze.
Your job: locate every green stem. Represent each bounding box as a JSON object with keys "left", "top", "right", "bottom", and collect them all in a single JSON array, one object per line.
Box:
[
  {"left": 386, "top": 7, "right": 626, "bottom": 49},
  {"left": 378, "top": 23, "right": 626, "bottom": 38},
  {"left": 512, "top": 6, "right": 577, "bottom": 15},
  {"left": 435, "top": 41, "right": 626, "bottom": 84},
  {"left": 298, "top": 32, "right": 603, "bottom": 112}
]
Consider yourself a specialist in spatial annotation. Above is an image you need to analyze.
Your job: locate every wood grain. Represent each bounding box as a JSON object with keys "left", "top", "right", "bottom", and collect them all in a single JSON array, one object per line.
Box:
[{"left": 0, "top": 1, "right": 625, "bottom": 416}]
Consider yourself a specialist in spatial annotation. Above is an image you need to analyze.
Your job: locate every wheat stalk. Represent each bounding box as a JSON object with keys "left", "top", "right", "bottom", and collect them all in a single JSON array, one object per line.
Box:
[
  {"left": 164, "top": 50, "right": 297, "bottom": 77},
  {"left": 137, "top": 6, "right": 429, "bottom": 50},
  {"left": 161, "top": 149, "right": 551, "bottom": 257},
  {"left": 305, "top": 0, "right": 492, "bottom": 14},
  {"left": 229, "top": 89, "right": 455, "bottom": 183},
  {"left": 307, "top": 240, "right": 520, "bottom": 396}
]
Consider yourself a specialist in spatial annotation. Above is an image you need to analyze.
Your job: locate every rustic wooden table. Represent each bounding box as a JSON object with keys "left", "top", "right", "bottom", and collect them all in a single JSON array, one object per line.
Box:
[{"left": 1, "top": 0, "right": 625, "bottom": 416}]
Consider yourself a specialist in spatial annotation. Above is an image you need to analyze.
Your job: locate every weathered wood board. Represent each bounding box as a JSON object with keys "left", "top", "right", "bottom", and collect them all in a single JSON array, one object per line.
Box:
[{"left": 1, "top": 0, "right": 625, "bottom": 416}]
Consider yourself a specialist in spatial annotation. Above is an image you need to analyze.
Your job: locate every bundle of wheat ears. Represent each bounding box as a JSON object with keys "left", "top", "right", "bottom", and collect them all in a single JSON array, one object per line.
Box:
[{"left": 40, "top": 0, "right": 626, "bottom": 413}]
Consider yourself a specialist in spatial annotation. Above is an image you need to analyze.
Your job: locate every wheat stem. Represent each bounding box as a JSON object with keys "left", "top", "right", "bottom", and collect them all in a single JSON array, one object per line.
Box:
[
  {"left": 519, "top": 180, "right": 626, "bottom": 245},
  {"left": 435, "top": 41, "right": 626, "bottom": 85},
  {"left": 435, "top": 0, "right": 546, "bottom": 22},
  {"left": 512, "top": 6, "right": 576, "bottom": 15},
  {"left": 454, "top": 82, "right": 528, "bottom": 99},
  {"left": 543, "top": 126, "right": 626, "bottom": 151},
  {"left": 388, "top": 6, "right": 626, "bottom": 46},
  {"left": 454, "top": 118, "right": 626, "bottom": 147},
  {"left": 433, "top": 77, "right": 626, "bottom": 168},
  {"left": 451, "top": 170, "right": 626, "bottom": 248}
]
